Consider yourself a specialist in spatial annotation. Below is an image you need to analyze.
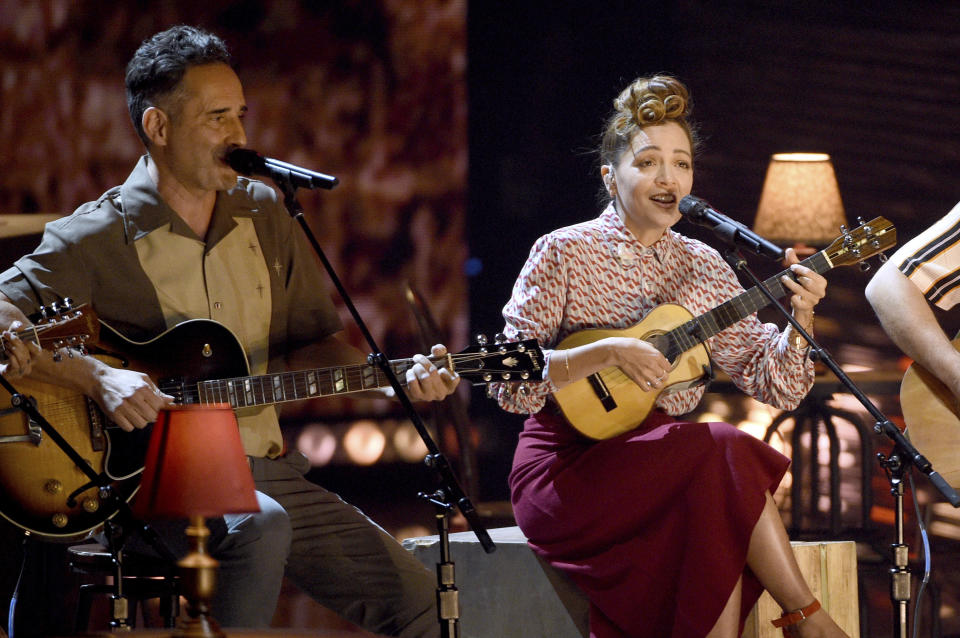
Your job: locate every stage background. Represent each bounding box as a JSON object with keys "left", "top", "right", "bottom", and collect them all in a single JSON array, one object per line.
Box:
[{"left": 2, "top": 1, "right": 960, "bottom": 635}]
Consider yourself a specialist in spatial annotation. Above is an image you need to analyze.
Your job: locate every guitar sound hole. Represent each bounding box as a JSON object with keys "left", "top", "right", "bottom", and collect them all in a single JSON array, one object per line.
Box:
[{"left": 647, "top": 333, "right": 672, "bottom": 359}]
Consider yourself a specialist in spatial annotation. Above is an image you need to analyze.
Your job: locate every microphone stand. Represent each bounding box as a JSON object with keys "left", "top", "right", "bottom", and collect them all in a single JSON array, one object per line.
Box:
[
  {"left": 723, "top": 248, "right": 960, "bottom": 638},
  {"left": 272, "top": 175, "right": 494, "bottom": 637},
  {"left": 0, "top": 372, "right": 176, "bottom": 634}
]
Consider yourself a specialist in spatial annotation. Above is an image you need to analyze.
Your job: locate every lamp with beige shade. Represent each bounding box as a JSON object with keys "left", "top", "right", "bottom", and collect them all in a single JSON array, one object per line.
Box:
[{"left": 753, "top": 153, "right": 849, "bottom": 254}]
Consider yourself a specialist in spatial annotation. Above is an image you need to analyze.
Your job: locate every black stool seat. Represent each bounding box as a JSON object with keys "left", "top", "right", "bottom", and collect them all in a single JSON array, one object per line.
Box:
[{"left": 68, "top": 542, "right": 180, "bottom": 631}]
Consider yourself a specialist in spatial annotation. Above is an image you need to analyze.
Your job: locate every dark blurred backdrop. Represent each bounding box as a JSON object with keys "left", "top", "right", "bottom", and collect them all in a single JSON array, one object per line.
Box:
[{"left": 2, "top": 1, "right": 960, "bottom": 634}]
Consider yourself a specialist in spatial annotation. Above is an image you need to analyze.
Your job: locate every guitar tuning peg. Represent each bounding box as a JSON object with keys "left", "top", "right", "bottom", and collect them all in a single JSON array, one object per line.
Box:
[
  {"left": 52, "top": 350, "right": 62, "bottom": 363},
  {"left": 475, "top": 334, "right": 488, "bottom": 346},
  {"left": 518, "top": 384, "right": 529, "bottom": 396},
  {"left": 39, "top": 305, "right": 49, "bottom": 320},
  {"left": 62, "top": 297, "right": 74, "bottom": 310},
  {"left": 494, "top": 332, "right": 506, "bottom": 344},
  {"left": 878, "top": 252, "right": 888, "bottom": 263},
  {"left": 859, "top": 261, "right": 871, "bottom": 272},
  {"left": 486, "top": 385, "right": 496, "bottom": 398},
  {"left": 516, "top": 330, "right": 525, "bottom": 340}
]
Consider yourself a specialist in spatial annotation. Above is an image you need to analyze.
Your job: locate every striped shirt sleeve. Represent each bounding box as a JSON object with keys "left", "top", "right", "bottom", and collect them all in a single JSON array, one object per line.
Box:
[{"left": 890, "top": 202, "right": 960, "bottom": 310}]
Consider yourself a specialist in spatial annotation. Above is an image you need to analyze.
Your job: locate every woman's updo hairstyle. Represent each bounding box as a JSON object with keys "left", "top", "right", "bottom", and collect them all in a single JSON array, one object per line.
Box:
[{"left": 599, "top": 74, "right": 700, "bottom": 167}]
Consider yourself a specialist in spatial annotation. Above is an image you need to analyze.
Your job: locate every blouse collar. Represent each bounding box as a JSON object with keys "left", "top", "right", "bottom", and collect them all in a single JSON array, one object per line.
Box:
[{"left": 598, "top": 203, "right": 679, "bottom": 267}]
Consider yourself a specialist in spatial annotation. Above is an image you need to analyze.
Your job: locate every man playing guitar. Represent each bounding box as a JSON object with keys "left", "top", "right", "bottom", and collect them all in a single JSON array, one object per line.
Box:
[{"left": 866, "top": 201, "right": 960, "bottom": 487}]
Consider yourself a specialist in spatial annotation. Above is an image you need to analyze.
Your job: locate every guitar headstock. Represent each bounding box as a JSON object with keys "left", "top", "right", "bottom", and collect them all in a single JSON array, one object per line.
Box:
[
  {"left": 823, "top": 217, "right": 896, "bottom": 269},
  {"left": 452, "top": 334, "right": 544, "bottom": 384},
  {"left": 18, "top": 299, "right": 100, "bottom": 359}
]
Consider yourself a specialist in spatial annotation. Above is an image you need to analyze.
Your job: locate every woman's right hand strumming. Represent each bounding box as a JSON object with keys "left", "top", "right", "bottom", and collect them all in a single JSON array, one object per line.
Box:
[{"left": 553, "top": 336, "right": 671, "bottom": 392}]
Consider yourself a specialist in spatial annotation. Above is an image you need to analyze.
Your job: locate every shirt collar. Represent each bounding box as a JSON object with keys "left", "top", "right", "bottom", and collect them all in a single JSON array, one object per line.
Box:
[
  {"left": 599, "top": 202, "right": 679, "bottom": 267},
  {"left": 118, "top": 155, "right": 259, "bottom": 244}
]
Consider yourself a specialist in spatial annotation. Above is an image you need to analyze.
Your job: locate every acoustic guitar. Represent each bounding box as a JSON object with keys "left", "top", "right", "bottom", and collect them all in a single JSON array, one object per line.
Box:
[
  {"left": 0, "top": 319, "right": 543, "bottom": 539},
  {"left": 553, "top": 217, "right": 895, "bottom": 440},
  {"left": 900, "top": 338, "right": 960, "bottom": 489}
]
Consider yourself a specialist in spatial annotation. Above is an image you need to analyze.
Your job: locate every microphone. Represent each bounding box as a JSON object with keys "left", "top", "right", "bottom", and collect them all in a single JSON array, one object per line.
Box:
[
  {"left": 226, "top": 148, "right": 339, "bottom": 190},
  {"left": 678, "top": 195, "right": 785, "bottom": 260}
]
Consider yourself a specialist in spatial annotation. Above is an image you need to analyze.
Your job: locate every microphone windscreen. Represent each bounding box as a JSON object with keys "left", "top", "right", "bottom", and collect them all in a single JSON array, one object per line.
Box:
[
  {"left": 678, "top": 195, "right": 708, "bottom": 218},
  {"left": 225, "top": 148, "right": 264, "bottom": 175}
]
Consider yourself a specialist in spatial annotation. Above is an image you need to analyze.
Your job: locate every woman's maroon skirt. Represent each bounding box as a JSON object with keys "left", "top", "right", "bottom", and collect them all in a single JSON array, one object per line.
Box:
[{"left": 509, "top": 409, "right": 790, "bottom": 638}]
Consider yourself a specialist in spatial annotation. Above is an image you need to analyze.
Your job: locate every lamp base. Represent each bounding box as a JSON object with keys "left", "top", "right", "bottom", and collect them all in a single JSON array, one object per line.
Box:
[{"left": 177, "top": 515, "right": 225, "bottom": 638}]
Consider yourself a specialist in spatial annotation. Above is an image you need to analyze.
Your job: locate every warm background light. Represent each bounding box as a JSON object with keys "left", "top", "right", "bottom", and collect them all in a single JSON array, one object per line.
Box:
[
  {"left": 297, "top": 423, "right": 338, "bottom": 466},
  {"left": 753, "top": 153, "right": 849, "bottom": 246},
  {"left": 343, "top": 420, "right": 387, "bottom": 465}
]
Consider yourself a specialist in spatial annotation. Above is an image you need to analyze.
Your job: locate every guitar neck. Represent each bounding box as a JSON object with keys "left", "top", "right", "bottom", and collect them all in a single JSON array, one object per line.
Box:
[
  {"left": 662, "top": 250, "right": 831, "bottom": 358},
  {"left": 169, "top": 355, "right": 445, "bottom": 409}
]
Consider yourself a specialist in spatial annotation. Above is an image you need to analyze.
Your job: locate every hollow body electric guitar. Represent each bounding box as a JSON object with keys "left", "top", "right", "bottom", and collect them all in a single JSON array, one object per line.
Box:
[
  {"left": 0, "top": 319, "right": 543, "bottom": 539},
  {"left": 900, "top": 335, "right": 960, "bottom": 489},
  {"left": 552, "top": 217, "right": 896, "bottom": 440}
]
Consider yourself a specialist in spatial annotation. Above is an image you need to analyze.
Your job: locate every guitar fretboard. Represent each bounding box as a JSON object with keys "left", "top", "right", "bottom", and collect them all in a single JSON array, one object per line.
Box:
[
  {"left": 661, "top": 251, "right": 830, "bottom": 360},
  {"left": 167, "top": 358, "right": 432, "bottom": 408}
]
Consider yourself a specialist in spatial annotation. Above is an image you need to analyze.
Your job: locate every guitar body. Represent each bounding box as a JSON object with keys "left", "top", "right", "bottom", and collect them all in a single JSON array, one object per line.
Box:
[
  {"left": 0, "top": 319, "right": 249, "bottom": 539},
  {"left": 552, "top": 304, "right": 712, "bottom": 440},
  {"left": 0, "top": 363, "right": 126, "bottom": 539},
  {"left": 96, "top": 319, "right": 251, "bottom": 480},
  {"left": 900, "top": 337, "right": 960, "bottom": 488}
]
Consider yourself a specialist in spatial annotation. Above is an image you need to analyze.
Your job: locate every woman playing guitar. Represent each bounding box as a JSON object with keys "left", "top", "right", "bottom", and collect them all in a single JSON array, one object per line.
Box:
[{"left": 492, "top": 75, "right": 849, "bottom": 638}]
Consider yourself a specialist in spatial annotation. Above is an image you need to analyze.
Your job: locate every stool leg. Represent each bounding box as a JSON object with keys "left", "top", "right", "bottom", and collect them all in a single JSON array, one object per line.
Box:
[
  {"left": 75, "top": 583, "right": 113, "bottom": 633},
  {"left": 159, "top": 579, "right": 181, "bottom": 628}
]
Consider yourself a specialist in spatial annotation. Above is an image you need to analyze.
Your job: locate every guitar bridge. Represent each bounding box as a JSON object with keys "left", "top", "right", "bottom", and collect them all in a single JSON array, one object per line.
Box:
[
  {"left": 86, "top": 397, "right": 106, "bottom": 452},
  {"left": 587, "top": 373, "right": 618, "bottom": 412}
]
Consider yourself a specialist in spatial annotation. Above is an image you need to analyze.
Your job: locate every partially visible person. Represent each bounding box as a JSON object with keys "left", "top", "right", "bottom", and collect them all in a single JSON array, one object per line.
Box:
[
  {"left": 0, "top": 25, "right": 457, "bottom": 636},
  {"left": 866, "top": 203, "right": 960, "bottom": 395},
  {"left": 493, "top": 75, "right": 849, "bottom": 637}
]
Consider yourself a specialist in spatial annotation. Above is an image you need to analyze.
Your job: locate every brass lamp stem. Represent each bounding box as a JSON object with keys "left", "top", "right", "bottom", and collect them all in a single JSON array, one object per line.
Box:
[{"left": 177, "top": 514, "right": 225, "bottom": 638}]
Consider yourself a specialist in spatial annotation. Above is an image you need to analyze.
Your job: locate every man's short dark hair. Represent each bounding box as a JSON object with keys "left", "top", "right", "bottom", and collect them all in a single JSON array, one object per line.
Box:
[{"left": 125, "top": 25, "right": 232, "bottom": 146}]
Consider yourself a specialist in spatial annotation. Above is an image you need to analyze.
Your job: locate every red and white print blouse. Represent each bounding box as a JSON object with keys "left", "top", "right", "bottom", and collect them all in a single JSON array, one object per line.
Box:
[{"left": 496, "top": 204, "right": 815, "bottom": 416}]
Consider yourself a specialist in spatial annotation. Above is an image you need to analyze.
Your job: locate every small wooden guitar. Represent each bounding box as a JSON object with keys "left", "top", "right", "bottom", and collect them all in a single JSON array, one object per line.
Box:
[
  {"left": 900, "top": 337, "right": 960, "bottom": 489},
  {"left": 553, "top": 217, "right": 896, "bottom": 440},
  {"left": 0, "top": 318, "right": 543, "bottom": 538}
]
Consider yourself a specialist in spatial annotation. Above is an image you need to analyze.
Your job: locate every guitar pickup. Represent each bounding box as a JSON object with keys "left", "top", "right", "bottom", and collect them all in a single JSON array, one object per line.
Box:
[{"left": 587, "top": 373, "right": 618, "bottom": 412}]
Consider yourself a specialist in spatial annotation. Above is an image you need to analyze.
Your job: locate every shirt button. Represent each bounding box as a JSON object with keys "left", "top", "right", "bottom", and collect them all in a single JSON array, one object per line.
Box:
[{"left": 214, "top": 302, "right": 222, "bottom": 310}]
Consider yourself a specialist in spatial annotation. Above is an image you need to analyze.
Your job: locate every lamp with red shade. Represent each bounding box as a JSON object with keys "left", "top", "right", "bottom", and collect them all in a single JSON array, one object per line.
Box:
[{"left": 132, "top": 404, "right": 259, "bottom": 638}]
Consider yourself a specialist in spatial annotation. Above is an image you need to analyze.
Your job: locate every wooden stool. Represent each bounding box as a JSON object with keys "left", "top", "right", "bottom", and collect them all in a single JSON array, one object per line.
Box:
[
  {"left": 742, "top": 540, "right": 859, "bottom": 638},
  {"left": 68, "top": 542, "right": 180, "bottom": 631}
]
